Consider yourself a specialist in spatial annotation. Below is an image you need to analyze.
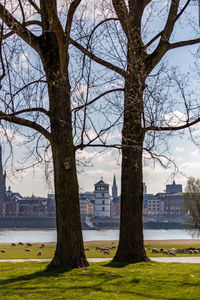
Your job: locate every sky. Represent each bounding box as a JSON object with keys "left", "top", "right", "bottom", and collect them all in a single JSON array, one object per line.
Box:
[
  {"left": 1, "top": 0, "right": 200, "bottom": 197},
  {"left": 2, "top": 127, "right": 200, "bottom": 197}
]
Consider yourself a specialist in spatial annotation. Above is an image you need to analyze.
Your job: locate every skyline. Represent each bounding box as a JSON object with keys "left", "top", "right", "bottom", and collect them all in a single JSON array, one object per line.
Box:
[{"left": 2, "top": 129, "right": 199, "bottom": 198}]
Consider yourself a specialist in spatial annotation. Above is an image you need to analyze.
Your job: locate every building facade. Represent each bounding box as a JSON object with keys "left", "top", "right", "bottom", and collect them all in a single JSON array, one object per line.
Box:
[
  {"left": 143, "top": 181, "right": 186, "bottom": 222},
  {"left": 94, "top": 178, "right": 110, "bottom": 217},
  {"left": 79, "top": 193, "right": 94, "bottom": 218},
  {"left": 166, "top": 180, "right": 182, "bottom": 194}
]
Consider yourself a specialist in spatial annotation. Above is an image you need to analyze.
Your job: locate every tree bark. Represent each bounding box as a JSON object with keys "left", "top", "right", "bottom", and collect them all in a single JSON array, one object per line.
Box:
[
  {"left": 50, "top": 139, "right": 88, "bottom": 268},
  {"left": 113, "top": 47, "right": 149, "bottom": 263},
  {"left": 114, "top": 141, "right": 148, "bottom": 263},
  {"left": 39, "top": 33, "right": 88, "bottom": 269}
]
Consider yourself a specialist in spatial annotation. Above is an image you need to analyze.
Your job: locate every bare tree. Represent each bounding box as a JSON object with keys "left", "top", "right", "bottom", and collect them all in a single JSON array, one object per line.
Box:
[
  {"left": 71, "top": 0, "right": 200, "bottom": 263},
  {"left": 184, "top": 177, "right": 200, "bottom": 232},
  {"left": 0, "top": 0, "right": 90, "bottom": 269}
]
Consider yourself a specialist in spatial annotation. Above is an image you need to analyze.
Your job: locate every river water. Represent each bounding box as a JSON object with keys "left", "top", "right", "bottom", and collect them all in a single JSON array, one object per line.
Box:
[{"left": 0, "top": 229, "right": 199, "bottom": 243}]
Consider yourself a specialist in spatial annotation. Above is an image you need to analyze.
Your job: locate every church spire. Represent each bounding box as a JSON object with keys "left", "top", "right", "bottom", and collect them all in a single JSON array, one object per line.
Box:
[
  {"left": 0, "top": 144, "right": 7, "bottom": 203},
  {"left": 112, "top": 174, "right": 118, "bottom": 198},
  {"left": 0, "top": 144, "right": 3, "bottom": 176}
]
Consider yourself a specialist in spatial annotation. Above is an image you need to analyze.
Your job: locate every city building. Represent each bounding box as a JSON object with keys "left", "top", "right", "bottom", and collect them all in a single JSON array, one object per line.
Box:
[
  {"left": 143, "top": 181, "right": 186, "bottom": 223},
  {"left": 166, "top": 180, "right": 182, "bottom": 194},
  {"left": 79, "top": 193, "right": 94, "bottom": 218},
  {"left": 94, "top": 178, "right": 111, "bottom": 217},
  {"left": 0, "top": 142, "right": 189, "bottom": 228}
]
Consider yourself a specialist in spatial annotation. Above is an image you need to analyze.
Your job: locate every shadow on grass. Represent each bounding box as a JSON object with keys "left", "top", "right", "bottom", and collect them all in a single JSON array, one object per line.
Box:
[
  {"left": 104, "top": 260, "right": 130, "bottom": 268},
  {"left": 104, "top": 257, "right": 152, "bottom": 268},
  {"left": 0, "top": 264, "right": 71, "bottom": 286}
]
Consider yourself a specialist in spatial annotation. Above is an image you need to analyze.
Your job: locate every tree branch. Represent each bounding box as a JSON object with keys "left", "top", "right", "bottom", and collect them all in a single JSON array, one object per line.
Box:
[
  {"left": 0, "top": 111, "right": 52, "bottom": 142},
  {"left": 72, "top": 88, "right": 124, "bottom": 112},
  {"left": 8, "top": 108, "right": 50, "bottom": 118},
  {"left": 145, "top": 0, "right": 191, "bottom": 49},
  {"left": 12, "top": 79, "right": 46, "bottom": 98},
  {"left": 2, "top": 21, "right": 42, "bottom": 41},
  {"left": 0, "top": 23, "right": 5, "bottom": 84},
  {"left": 86, "top": 18, "right": 118, "bottom": 49},
  {"left": 146, "top": 117, "right": 200, "bottom": 132},
  {"left": 169, "top": 38, "right": 200, "bottom": 49},
  {"left": 28, "top": 0, "right": 41, "bottom": 14},
  {"left": 0, "top": 4, "right": 39, "bottom": 52},
  {"left": 146, "top": 0, "right": 180, "bottom": 73},
  {"left": 112, "top": 0, "right": 130, "bottom": 38},
  {"left": 70, "top": 38, "right": 126, "bottom": 77},
  {"left": 65, "top": 0, "right": 82, "bottom": 40},
  {"left": 45, "top": 0, "right": 67, "bottom": 72},
  {"left": 18, "top": 0, "right": 26, "bottom": 24}
]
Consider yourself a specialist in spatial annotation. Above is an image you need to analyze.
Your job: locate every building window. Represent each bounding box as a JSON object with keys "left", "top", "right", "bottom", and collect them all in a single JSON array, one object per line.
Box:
[
  {"left": 102, "top": 193, "right": 104, "bottom": 197},
  {"left": 102, "top": 207, "right": 105, "bottom": 211},
  {"left": 102, "top": 200, "right": 105, "bottom": 205}
]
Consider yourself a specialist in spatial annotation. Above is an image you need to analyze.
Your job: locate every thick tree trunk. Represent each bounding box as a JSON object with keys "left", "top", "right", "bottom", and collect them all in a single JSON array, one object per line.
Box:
[
  {"left": 50, "top": 139, "right": 88, "bottom": 268},
  {"left": 48, "top": 81, "right": 88, "bottom": 268},
  {"left": 39, "top": 34, "right": 88, "bottom": 269},
  {"left": 48, "top": 76, "right": 88, "bottom": 269},
  {"left": 113, "top": 49, "right": 149, "bottom": 263},
  {"left": 114, "top": 142, "right": 148, "bottom": 263}
]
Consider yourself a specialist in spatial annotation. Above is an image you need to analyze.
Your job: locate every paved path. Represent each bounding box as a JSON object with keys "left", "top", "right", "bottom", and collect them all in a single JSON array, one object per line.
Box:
[
  {"left": 151, "top": 257, "right": 200, "bottom": 263},
  {"left": 0, "top": 257, "right": 200, "bottom": 263}
]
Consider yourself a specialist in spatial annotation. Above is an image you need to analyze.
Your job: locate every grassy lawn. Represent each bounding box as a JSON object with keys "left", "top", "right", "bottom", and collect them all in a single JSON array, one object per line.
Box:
[
  {"left": 0, "top": 241, "right": 200, "bottom": 259},
  {"left": 0, "top": 261, "right": 200, "bottom": 299}
]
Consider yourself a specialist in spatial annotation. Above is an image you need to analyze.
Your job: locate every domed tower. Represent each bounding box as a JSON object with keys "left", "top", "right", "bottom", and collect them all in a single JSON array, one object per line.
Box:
[{"left": 94, "top": 178, "right": 110, "bottom": 217}]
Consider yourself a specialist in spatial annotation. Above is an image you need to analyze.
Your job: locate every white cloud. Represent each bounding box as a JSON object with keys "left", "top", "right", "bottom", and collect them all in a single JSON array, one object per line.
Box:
[
  {"left": 174, "top": 147, "right": 184, "bottom": 152},
  {"left": 164, "top": 111, "right": 186, "bottom": 127},
  {"left": 78, "top": 147, "right": 121, "bottom": 192},
  {"left": 179, "top": 161, "right": 200, "bottom": 173},
  {"left": 189, "top": 149, "right": 200, "bottom": 157},
  {"left": 0, "top": 129, "right": 24, "bottom": 143}
]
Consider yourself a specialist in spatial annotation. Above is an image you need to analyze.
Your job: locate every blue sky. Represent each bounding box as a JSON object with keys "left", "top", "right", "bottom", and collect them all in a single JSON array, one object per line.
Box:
[{"left": 1, "top": 0, "right": 200, "bottom": 197}]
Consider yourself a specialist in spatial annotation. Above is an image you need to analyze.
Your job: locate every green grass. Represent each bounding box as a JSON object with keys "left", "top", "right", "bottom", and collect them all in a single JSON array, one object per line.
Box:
[
  {"left": 0, "top": 241, "right": 200, "bottom": 259},
  {"left": 0, "top": 261, "right": 200, "bottom": 299},
  {"left": 0, "top": 244, "right": 55, "bottom": 259}
]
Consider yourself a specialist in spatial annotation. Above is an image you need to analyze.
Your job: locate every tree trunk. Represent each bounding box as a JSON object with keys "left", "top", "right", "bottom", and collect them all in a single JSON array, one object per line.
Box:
[
  {"left": 50, "top": 139, "right": 88, "bottom": 268},
  {"left": 113, "top": 49, "right": 148, "bottom": 263},
  {"left": 40, "top": 35, "right": 88, "bottom": 269},
  {"left": 49, "top": 77, "right": 88, "bottom": 268},
  {"left": 114, "top": 141, "right": 148, "bottom": 263}
]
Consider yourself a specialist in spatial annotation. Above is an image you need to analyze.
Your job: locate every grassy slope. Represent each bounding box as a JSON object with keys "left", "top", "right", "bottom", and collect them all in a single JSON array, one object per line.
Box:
[
  {"left": 1, "top": 241, "right": 200, "bottom": 259},
  {"left": 0, "top": 261, "right": 200, "bottom": 299}
]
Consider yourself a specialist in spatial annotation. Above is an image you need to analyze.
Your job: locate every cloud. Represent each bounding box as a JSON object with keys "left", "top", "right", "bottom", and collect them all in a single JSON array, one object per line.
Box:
[
  {"left": 0, "top": 129, "right": 24, "bottom": 143},
  {"left": 78, "top": 147, "right": 121, "bottom": 192},
  {"left": 174, "top": 147, "right": 184, "bottom": 152},
  {"left": 179, "top": 161, "right": 200, "bottom": 172},
  {"left": 189, "top": 149, "right": 200, "bottom": 157},
  {"left": 164, "top": 111, "right": 186, "bottom": 127}
]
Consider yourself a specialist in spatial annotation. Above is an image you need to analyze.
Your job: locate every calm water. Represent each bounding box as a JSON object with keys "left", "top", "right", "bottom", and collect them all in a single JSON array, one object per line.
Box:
[{"left": 0, "top": 229, "right": 199, "bottom": 243}]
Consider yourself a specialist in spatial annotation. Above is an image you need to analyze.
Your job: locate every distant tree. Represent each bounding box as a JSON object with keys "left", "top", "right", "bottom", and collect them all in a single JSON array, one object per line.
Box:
[
  {"left": 0, "top": 0, "right": 90, "bottom": 269},
  {"left": 71, "top": 0, "right": 200, "bottom": 263},
  {"left": 184, "top": 177, "right": 200, "bottom": 231}
]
